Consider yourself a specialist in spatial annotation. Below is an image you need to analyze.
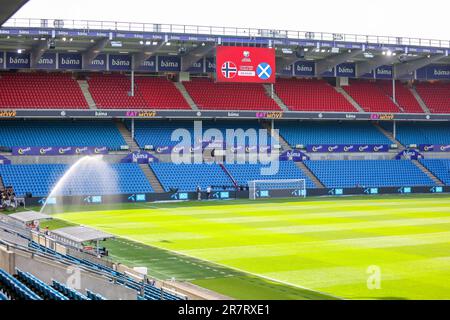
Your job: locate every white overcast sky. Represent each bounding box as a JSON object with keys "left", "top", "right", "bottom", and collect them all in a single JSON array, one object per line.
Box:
[{"left": 10, "top": 0, "right": 450, "bottom": 40}]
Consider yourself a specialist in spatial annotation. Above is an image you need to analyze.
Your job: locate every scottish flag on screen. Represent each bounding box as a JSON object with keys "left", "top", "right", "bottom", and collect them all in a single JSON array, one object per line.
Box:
[{"left": 257, "top": 63, "right": 272, "bottom": 80}]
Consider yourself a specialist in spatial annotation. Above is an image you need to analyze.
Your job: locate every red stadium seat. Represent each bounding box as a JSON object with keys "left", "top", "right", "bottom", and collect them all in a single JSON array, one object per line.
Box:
[
  {"left": 0, "top": 73, "right": 88, "bottom": 109},
  {"left": 274, "top": 78, "right": 357, "bottom": 112},
  {"left": 182, "top": 78, "right": 280, "bottom": 111},
  {"left": 376, "top": 80, "right": 424, "bottom": 113},
  {"left": 415, "top": 82, "right": 450, "bottom": 114}
]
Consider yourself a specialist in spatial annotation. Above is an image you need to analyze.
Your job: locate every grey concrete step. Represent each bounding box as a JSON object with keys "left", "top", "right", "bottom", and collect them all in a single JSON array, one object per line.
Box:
[
  {"left": 115, "top": 121, "right": 140, "bottom": 151},
  {"left": 295, "top": 162, "right": 325, "bottom": 188},
  {"left": 263, "top": 84, "right": 289, "bottom": 111},
  {"left": 410, "top": 87, "right": 431, "bottom": 114},
  {"left": 77, "top": 80, "right": 97, "bottom": 109},
  {"left": 373, "top": 123, "right": 405, "bottom": 149},
  {"left": 143, "top": 164, "right": 165, "bottom": 193},
  {"left": 175, "top": 82, "right": 199, "bottom": 111},
  {"left": 412, "top": 160, "right": 445, "bottom": 187},
  {"left": 335, "top": 86, "right": 365, "bottom": 112}
]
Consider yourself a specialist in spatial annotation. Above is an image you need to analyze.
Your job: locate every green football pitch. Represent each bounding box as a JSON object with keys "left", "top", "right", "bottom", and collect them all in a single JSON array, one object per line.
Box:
[{"left": 50, "top": 194, "right": 450, "bottom": 300}]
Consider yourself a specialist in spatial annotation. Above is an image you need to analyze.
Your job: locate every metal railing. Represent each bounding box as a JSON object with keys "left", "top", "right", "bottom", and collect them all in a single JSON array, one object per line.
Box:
[{"left": 3, "top": 18, "right": 450, "bottom": 49}]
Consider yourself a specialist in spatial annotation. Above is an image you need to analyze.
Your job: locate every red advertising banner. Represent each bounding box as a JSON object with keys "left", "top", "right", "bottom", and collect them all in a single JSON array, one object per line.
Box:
[{"left": 216, "top": 46, "right": 276, "bottom": 83}]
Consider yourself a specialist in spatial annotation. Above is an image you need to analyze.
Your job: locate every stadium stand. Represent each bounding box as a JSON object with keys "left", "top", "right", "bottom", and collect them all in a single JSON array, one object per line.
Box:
[
  {"left": 52, "top": 280, "right": 89, "bottom": 300},
  {"left": 380, "top": 122, "right": 450, "bottom": 145},
  {"left": 274, "top": 78, "right": 357, "bottom": 112},
  {"left": 277, "top": 121, "right": 392, "bottom": 147},
  {"left": 420, "top": 159, "right": 450, "bottom": 185},
  {"left": 304, "top": 160, "right": 436, "bottom": 188},
  {"left": 343, "top": 80, "right": 401, "bottom": 113},
  {"left": 0, "top": 290, "right": 9, "bottom": 301},
  {"left": 182, "top": 78, "right": 280, "bottom": 110},
  {"left": 150, "top": 163, "right": 234, "bottom": 192},
  {"left": 136, "top": 77, "right": 191, "bottom": 109},
  {"left": 415, "top": 82, "right": 450, "bottom": 114},
  {"left": 16, "top": 269, "right": 68, "bottom": 300},
  {"left": 377, "top": 81, "right": 424, "bottom": 113},
  {"left": 0, "top": 163, "right": 153, "bottom": 196},
  {"left": 87, "top": 74, "right": 147, "bottom": 109},
  {"left": 224, "top": 161, "right": 316, "bottom": 188},
  {"left": 0, "top": 268, "right": 42, "bottom": 300},
  {"left": 0, "top": 120, "right": 126, "bottom": 150},
  {"left": 0, "top": 73, "right": 88, "bottom": 109}
]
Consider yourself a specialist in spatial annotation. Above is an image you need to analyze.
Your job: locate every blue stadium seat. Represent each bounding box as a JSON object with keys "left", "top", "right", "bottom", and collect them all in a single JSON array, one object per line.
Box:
[
  {"left": 0, "top": 163, "right": 153, "bottom": 197},
  {"left": 16, "top": 269, "right": 68, "bottom": 300},
  {"left": 224, "top": 161, "right": 316, "bottom": 188},
  {"left": 0, "top": 290, "right": 9, "bottom": 300},
  {"left": 381, "top": 122, "right": 450, "bottom": 145},
  {"left": 150, "top": 163, "right": 234, "bottom": 192},
  {"left": 52, "top": 280, "right": 90, "bottom": 300},
  {"left": 0, "top": 120, "right": 126, "bottom": 150},
  {"left": 420, "top": 159, "right": 450, "bottom": 185},
  {"left": 0, "top": 269, "right": 42, "bottom": 300},
  {"left": 305, "top": 160, "right": 436, "bottom": 188},
  {"left": 277, "top": 121, "right": 392, "bottom": 147}
]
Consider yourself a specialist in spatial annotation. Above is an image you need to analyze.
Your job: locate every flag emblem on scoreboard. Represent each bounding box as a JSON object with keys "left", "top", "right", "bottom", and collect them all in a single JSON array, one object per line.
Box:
[
  {"left": 221, "top": 61, "right": 237, "bottom": 79},
  {"left": 257, "top": 63, "right": 272, "bottom": 80}
]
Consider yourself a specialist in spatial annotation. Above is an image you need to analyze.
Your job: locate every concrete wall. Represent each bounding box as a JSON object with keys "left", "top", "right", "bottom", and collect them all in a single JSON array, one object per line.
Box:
[{"left": 0, "top": 244, "right": 15, "bottom": 274}]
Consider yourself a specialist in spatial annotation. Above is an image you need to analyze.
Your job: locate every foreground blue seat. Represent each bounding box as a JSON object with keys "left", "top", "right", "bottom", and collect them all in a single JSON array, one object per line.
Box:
[{"left": 0, "top": 269, "right": 42, "bottom": 300}]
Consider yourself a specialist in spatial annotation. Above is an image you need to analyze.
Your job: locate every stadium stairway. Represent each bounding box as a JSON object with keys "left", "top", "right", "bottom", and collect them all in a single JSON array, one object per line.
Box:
[
  {"left": 411, "top": 160, "right": 445, "bottom": 186},
  {"left": 261, "top": 121, "right": 291, "bottom": 150},
  {"left": 335, "top": 87, "right": 365, "bottom": 112},
  {"left": 140, "top": 164, "right": 165, "bottom": 193},
  {"left": 410, "top": 87, "right": 431, "bottom": 114},
  {"left": 174, "top": 82, "right": 199, "bottom": 111},
  {"left": 115, "top": 121, "right": 140, "bottom": 151},
  {"left": 295, "top": 162, "right": 325, "bottom": 188},
  {"left": 77, "top": 80, "right": 97, "bottom": 109},
  {"left": 0, "top": 175, "right": 5, "bottom": 191},
  {"left": 373, "top": 123, "right": 405, "bottom": 149},
  {"left": 263, "top": 84, "right": 289, "bottom": 111}
]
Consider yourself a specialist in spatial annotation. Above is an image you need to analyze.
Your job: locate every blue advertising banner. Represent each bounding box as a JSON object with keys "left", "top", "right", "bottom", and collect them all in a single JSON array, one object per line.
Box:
[
  {"left": 375, "top": 65, "right": 393, "bottom": 79},
  {"left": 35, "top": 52, "right": 57, "bottom": 70},
  {"left": 294, "top": 61, "right": 315, "bottom": 77},
  {"left": 420, "top": 144, "right": 450, "bottom": 152},
  {"left": 416, "top": 65, "right": 450, "bottom": 80},
  {"left": 159, "top": 56, "right": 181, "bottom": 72},
  {"left": 6, "top": 52, "right": 30, "bottom": 69},
  {"left": 0, "top": 155, "right": 11, "bottom": 165},
  {"left": 121, "top": 151, "right": 159, "bottom": 164},
  {"left": 187, "top": 58, "right": 204, "bottom": 73},
  {"left": 58, "top": 53, "right": 82, "bottom": 70},
  {"left": 336, "top": 63, "right": 356, "bottom": 78},
  {"left": 87, "top": 54, "right": 107, "bottom": 70},
  {"left": 279, "top": 149, "right": 309, "bottom": 162},
  {"left": 12, "top": 146, "right": 109, "bottom": 156},
  {"left": 205, "top": 57, "right": 215, "bottom": 73},
  {"left": 395, "top": 148, "right": 423, "bottom": 160},
  {"left": 0, "top": 52, "right": 4, "bottom": 69},
  {"left": 109, "top": 54, "right": 132, "bottom": 71},
  {"left": 137, "top": 56, "right": 157, "bottom": 72},
  {"left": 279, "top": 63, "right": 293, "bottom": 76},
  {"left": 321, "top": 67, "right": 335, "bottom": 77},
  {"left": 307, "top": 144, "right": 390, "bottom": 153}
]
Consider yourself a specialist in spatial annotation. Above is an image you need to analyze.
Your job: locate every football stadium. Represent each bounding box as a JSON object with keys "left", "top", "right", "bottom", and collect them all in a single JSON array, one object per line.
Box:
[{"left": 0, "top": 0, "right": 450, "bottom": 305}]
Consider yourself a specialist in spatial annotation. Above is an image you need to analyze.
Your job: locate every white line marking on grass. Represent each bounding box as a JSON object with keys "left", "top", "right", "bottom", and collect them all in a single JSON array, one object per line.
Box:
[{"left": 114, "top": 234, "right": 344, "bottom": 300}]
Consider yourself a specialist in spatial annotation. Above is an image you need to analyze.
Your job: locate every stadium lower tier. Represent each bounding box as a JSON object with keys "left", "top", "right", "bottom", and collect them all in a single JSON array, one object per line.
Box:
[
  {"left": 1, "top": 160, "right": 447, "bottom": 197},
  {"left": 0, "top": 163, "right": 153, "bottom": 197}
]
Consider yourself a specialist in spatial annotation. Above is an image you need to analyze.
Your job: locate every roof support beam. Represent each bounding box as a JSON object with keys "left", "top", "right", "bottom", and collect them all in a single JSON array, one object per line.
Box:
[
  {"left": 356, "top": 56, "right": 397, "bottom": 77},
  {"left": 315, "top": 50, "right": 362, "bottom": 76},
  {"left": 181, "top": 44, "right": 215, "bottom": 71},
  {"left": 276, "top": 56, "right": 299, "bottom": 72},
  {"left": 82, "top": 37, "right": 109, "bottom": 68},
  {"left": 30, "top": 41, "right": 48, "bottom": 68},
  {"left": 132, "top": 42, "right": 166, "bottom": 70},
  {"left": 394, "top": 54, "right": 447, "bottom": 78}
]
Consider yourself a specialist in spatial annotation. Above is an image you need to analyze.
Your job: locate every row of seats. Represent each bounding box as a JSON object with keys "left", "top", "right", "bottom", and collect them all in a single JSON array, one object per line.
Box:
[
  {"left": 415, "top": 82, "right": 450, "bottom": 114},
  {"left": 381, "top": 122, "right": 450, "bottom": 145},
  {"left": 16, "top": 269, "right": 68, "bottom": 300},
  {"left": 420, "top": 159, "right": 450, "bottom": 185},
  {"left": 0, "top": 268, "right": 42, "bottom": 300},
  {"left": 0, "top": 163, "right": 154, "bottom": 197},
  {"left": 305, "top": 160, "right": 436, "bottom": 188},
  {"left": 0, "top": 120, "right": 126, "bottom": 150},
  {"left": 377, "top": 81, "right": 424, "bottom": 113},
  {"left": 0, "top": 73, "right": 88, "bottom": 109}
]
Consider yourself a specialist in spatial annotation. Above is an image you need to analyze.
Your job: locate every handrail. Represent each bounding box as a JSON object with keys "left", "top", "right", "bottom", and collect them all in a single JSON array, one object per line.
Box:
[{"left": 2, "top": 18, "right": 450, "bottom": 49}]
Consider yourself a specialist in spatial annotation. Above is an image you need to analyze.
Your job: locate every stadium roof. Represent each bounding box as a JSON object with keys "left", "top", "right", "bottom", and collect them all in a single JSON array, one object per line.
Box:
[
  {"left": 51, "top": 226, "right": 114, "bottom": 244},
  {"left": 8, "top": 211, "right": 52, "bottom": 224},
  {"left": 0, "top": 0, "right": 29, "bottom": 26}
]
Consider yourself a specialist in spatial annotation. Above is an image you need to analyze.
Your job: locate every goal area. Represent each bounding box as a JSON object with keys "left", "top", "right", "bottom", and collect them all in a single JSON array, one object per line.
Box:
[{"left": 248, "top": 179, "right": 306, "bottom": 200}]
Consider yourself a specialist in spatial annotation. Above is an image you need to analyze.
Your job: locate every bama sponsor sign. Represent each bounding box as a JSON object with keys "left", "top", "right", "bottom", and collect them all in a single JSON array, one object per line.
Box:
[
  {"left": 12, "top": 146, "right": 109, "bottom": 156},
  {"left": 137, "top": 56, "right": 157, "bottom": 72},
  {"left": 109, "top": 54, "right": 132, "bottom": 71},
  {"left": 205, "top": 57, "right": 215, "bottom": 73},
  {"left": 6, "top": 52, "right": 30, "bottom": 68},
  {"left": 419, "top": 144, "right": 450, "bottom": 152},
  {"left": 35, "top": 52, "right": 57, "bottom": 69},
  {"left": 187, "top": 58, "right": 204, "bottom": 73},
  {"left": 216, "top": 46, "right": 276, "bottom": 83},
  {"left": 416, "top": 65, "right": 450, "bottom": 80},
  {"left": 121, "top": 151, "right": 159, "bottom": 164},
  {"left": 0, "top": 52, "right": 4, "bottom": 69},
  {"left": 307, "top": 144, "right": 390, "bottom": 153},
  {"left": 336, "top": 63, "right": 356, "bottom": 78},
  {"left": 159, "top": 56, "right": 181, "bottom": 72},
  {"left": 87, "top": 54, "right": 107, "bottom": 70},
  {"left": 58, "top": 53, "right": 82, "bottom": 70},
  {"left": 294, "top": 61, "right": 315, "bottom": 76}
]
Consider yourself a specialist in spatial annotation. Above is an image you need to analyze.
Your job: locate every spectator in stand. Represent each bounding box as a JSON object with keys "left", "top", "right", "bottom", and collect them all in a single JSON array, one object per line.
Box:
[{"left": 206, "top": 186, "right": 212, "bottom": 200}]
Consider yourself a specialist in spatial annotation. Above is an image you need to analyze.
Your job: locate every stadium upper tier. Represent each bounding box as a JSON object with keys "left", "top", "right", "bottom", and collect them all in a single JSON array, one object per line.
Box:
[
  {"left": 304, "top": 160, "right": 436, "bottom": 188},
  {"left": 277, "top": 121, "right": 392, "bottom": 147},
  {"left": 0, "top": 73, "right": 88, "bottom": 109},
  {"left": 182, "top": 78, "right": 280, "bottom": 111},
  {"left": 274, "top": 78, "right": 356, "bottom": 112},
  {"left": 415, "top": 82, "right": 450, "bottom": 114},
  {"left": 377, "top": 81, "right": 424, "bottom": 113},
  {"left": 381, "top": 122, "right": 450, "bottom": 146},
  {"left": 0, "top": 163, "right": 153, "bottom": 196},
  {"left": 0, "top": 120, "right": 126, "bottom": 150}
]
